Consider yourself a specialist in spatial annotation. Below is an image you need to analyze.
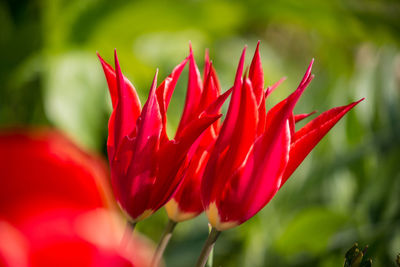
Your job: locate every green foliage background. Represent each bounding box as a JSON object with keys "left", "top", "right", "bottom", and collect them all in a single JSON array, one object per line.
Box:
[{"left": 1, "top": 0, "right": 399, "bottom": 266}]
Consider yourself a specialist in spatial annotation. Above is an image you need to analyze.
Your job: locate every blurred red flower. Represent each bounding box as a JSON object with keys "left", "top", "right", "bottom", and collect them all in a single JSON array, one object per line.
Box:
[
  {"left": 0, "top": 128, "right": 154, "bottom": 267},
  {"left": 201, "top": 43, "right": 364, "bottom": 231}
]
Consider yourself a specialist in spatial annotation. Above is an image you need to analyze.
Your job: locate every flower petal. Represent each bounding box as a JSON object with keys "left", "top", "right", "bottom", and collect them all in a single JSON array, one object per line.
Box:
[
  {"left": 114, "top": 71, "right": 163, "bottom": 220},
  {"left": 198, "top": 63, "right": 220, "bottom": 113},
  {"left": 217, "top": 119, "right": 291, "bottom": 226},
  {"left": 265, "top": 60, "right": 315, "bottom": 134},
  {"left": 294, "top": 111, "right": 317, "bottom": 123},
  {"left": 130, "top": 70, "right": 162, "bottom": 159},
  {"left": 265, "top": 77, "right": 286, "bottom": 99},
  {"left": 97, "top": 52, "right": 141, "bottom": 110},
  {"left": 202, "top": 47, "right": 246, "bottom": 207},
  {"left": 98, "top": 52, "right": 142, "bottom": 160},
  {"left": 203, "top": 48, "right": 211, "bottom": 83},
  {"left": 257, "top": 94, "right": 266, "bottom": 135},
  {"left": 280, "top": 98, "right": 364, "bottom": 187},
  {"left": 152, "top": 112, "right": 222, "bottom": 211},
  {"left": 108, "top": 51, "right": 144, "bottom": 162},
  {"left": 176, "top": 47, "right": 203, "bottom": 136},
  {"left": 213, "top": 47, "right": 246, "bottom": 150},
  {"left": 249, "top": 41, "right": 264, "bottom": 105},
  {"left": 156, "top": 57, "right": 189, "bottom": 112},
  {"left": 156, "top": 57, "right": 189, "bottom": 142},
  {"left": 220, "top": 78, "right": 258, "bottom": 177},
  {"left": 208, "top": 78, "right": 260, "bottom": 225}
]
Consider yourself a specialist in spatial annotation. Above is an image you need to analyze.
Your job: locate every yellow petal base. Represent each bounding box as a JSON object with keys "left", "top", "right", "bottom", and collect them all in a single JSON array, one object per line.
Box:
[
  {"left": 206, "top": 202, "right": 238, "bottom": 231},
  {"left": 134, "top": 209, "right": 154, "bottom": 221},
  {"left": 165, "top": 199, "right": 198, "bottom": 222}
]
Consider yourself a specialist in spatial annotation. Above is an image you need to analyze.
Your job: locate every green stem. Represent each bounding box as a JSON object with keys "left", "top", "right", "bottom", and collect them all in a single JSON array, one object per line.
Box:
[
  {"left": 151, "top": 219, "right": 177, "bottom": 267},
  {"left": 206, "top": 224, "right": 214, "bottom": 267},
  {"left": 196, "top": 227, "right": 221, "bottom": 267}
]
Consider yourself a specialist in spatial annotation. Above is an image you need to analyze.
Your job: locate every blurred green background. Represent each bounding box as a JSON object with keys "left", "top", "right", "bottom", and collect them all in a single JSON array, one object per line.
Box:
[{"left": 1, "top": 0, "right": 399, "bottom": 266}]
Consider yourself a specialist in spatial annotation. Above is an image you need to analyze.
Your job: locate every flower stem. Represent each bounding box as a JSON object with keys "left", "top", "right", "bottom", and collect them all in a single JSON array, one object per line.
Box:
[
  {"left": 206, "top": 224, "right": 214, "bottom": 267},
  {"left": 151, "top": 219, "right": 177, "bottom": 267},
  {"left": 196, "top": 227, "right": 221, "bottom": 267}
]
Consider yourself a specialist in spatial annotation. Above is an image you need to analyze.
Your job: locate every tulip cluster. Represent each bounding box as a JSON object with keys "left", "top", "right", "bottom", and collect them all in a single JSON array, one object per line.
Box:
[
  {"left": 98, "top": 42, "right": 363, "bottom": 266},
  {"left": 201, "top": 44, "right": 363, "bottom": 231},
  {"left": 98, "top": 49, "right": 227, "bottom": 224}
]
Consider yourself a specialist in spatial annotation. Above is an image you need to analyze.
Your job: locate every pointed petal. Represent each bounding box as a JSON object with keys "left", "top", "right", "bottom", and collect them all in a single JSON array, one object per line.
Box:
[
  {"left": 217, "top": 119, "right": 291, "bottom": 225},
  {"left": 249, "top": 41, "right": 264, "bottom": 104},
  {"left": 210, "top": 65, "right": 221, "bottom": 95},
  {"left": 289, "top": 111, "right": 317, "bottom": 136},
  {"left": 265, "top": 62, "right": 315, "bottom": 136},
  {"left": 203, "top": 48, "right": 211, "bottom": 83},
  {"left": 280, "top": 98, "right": 364, "bottom": 187},
  {"left": 198, "top": 63, "right": 219, "bottom": 111},
  {"left": 300, "top": 59, "right": 314, "bottom": 88},
  {"left": 257, "top": 94, "right": 267, "bottom": 135},
  {"left": 156, "top": 57, "right": 189, "bottom": 111},
  {"left": 128, "top": 72, "right": 161, "bottom": 151},
  {"left": 202, "top": 77, "right": 258, "bottom": 210},
  {"left": 294, "top": 111, "right": 317, "bottom": 123},
  {"left": 289, "top": 113, "right": 296, "bottom": 137},
  {"left": 203, "top": 87, "right": 232, "bottom": 116},
  {"left": 214, "top": 46, "right": 247, "bottom": 149},
  {"left": 155, "top": 57, "right": 189, "bottom": 141},
  {"left": 288, "top": 111, "right": 317, "bottom": 137},
  {"left": 201, "top": 47, "right": 246, "bottom": 208},
  {"left": 176, "top": 49, "right": 203, "bottom": 137},
  {"left": 98, "top": 52, "right": 141, "bottom": 160},
  {"left": 111, "top": 51, "right": 142, "bottom": 158},
  {"left": 97, "top": 52, "right": 141, "bottom": 110},
  {"left": 220, "top": 78, "right": 258, "bottom": 177},
  {"left": 131, "top": 70, "right": 163, "bottom": 157},
  {"left": 265, "top": 77, "right": 286, "bottom": 99}
]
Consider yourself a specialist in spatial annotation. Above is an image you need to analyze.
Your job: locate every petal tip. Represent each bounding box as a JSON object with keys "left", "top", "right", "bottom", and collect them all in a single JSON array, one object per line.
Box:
[
  {"left": 96, "top": 52, "right": 105, "bottom": 63},
  {"left": 189, "top": 41, "right": 193, "bottom": 53},
  {"left": 114, "top": 50, "right": 120, "bottom": 68}
]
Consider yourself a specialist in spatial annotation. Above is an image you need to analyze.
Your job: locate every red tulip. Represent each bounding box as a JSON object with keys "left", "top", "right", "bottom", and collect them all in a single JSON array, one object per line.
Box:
[
  {"left": 201, "top": 43, "right": 364, "bottom": 231},
  {"left": 0, "top": 128, "right": 112, "bottom": 223},
  {"left": 0, "top": 210, "right": 156, "bottom": 267},
  {"left": 98, "top": 50, "right": 225, "bottom": 222},
  {"left": 0, "top": 128, "right": 154, "bottom": 267},
  {"left": 0, "top": 210, "right": 155, "bottom": 267},
  {"left": 165, "top": 49, "right": 230, "bottom": 222}
]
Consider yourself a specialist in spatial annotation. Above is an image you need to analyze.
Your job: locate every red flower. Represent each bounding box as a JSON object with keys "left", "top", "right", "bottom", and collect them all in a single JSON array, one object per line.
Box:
[
  {"left": 201, "top": 43, "right": 364, "bottom": 231},
  {"left": 0, "top": 128, "right": 111, "bottom": 222},
  {"left": 98, "top": 50, "right": 225, "bottom": 222},
  {"left": 0, "top": 210, "right": 154, "bottom": 267},
  {"left": 0, "top": 128, "right": 154, "bottom": 267},
  {"left": 165, "top": 49, "right": 231, "bottom": 222}
]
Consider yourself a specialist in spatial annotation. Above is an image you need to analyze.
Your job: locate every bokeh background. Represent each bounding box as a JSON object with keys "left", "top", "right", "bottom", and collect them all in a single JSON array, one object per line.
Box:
[{"left": 1, "top": 0, "right": 399, "bottom": 266}]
